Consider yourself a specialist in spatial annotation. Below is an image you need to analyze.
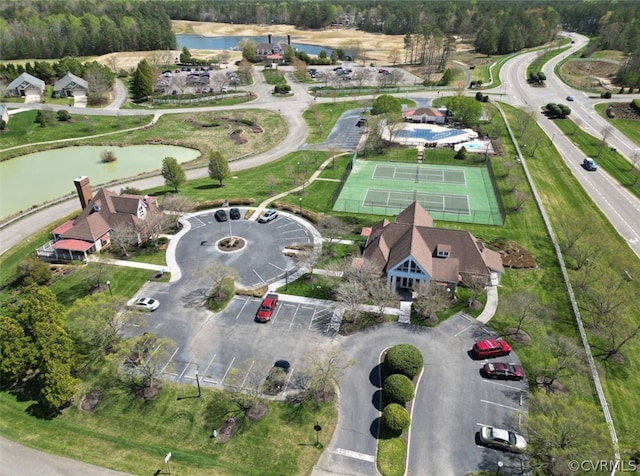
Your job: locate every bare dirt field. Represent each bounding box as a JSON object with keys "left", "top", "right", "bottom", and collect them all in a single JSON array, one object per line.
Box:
[
  {"left": 559, "top": 58, "right": 620, "bottom": 91},
  {"left": 97, "top": 21, "right": 406, "bottom": 71}
]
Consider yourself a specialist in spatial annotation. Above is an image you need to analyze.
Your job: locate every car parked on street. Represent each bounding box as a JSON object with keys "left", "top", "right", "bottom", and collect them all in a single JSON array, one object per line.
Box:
[
  {"left": 472, "top": 339, "right": 511, "bottom": 359},
  {"left": 479, "top": 426, "right": 527, "bottom": 453},
  {"left": 256, "top": 293, "right": 279, "bottom": 322},
  {"left": 215, "top": 209, "right": 228, "bottom": 221},
  {"left": 482, "top": 362, "right": 524, "bottom": 381},
  {"left": 258, "top": 209, "right": 278, "bottom": 223},
  {"left": 128, "top": 297, "right": 160, "bottom": 312}
]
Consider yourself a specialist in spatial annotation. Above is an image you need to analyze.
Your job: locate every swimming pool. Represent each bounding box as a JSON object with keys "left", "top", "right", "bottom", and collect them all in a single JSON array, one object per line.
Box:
[
  {"left": 396, "top": 128, "right": 468, "bottom": 141},
  {"left": 454, "top": 140, "right": 494, "bottom": 154}
]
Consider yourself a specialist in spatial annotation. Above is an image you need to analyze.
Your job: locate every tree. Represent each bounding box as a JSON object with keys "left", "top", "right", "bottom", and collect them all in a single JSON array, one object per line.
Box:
[
  {"left": 100, "top": 150, "right": 117, "bottom": 163},
  {"left": 14, "top": 257, "right": 52, "bottom": 286},
  {"left": 131, "top": 59, "right": 153, "bottom": 103},
  {"left": 0, "top": 315, "right": 36, "bottom": 386},
  {"left": 83, "top": 61, "right": 115, "bottom": 105},
  {"left": 501, "top": 291, "right": 543, "bottom": 336},
  {"left": 159, "top": 194, "right": 196, "bottom": 230},
  {"left": 383, "top": 374, "right": 415, "bottom": 404},
  {"left": 335, "top": 280, "right": 366, "bottom": 323},
  {"left": 118, "top": 333, "right": 176, "bottom": 400},
  {"left": 454, "top": 146, "right": 467, "bottom": 160},
  {"left": 264, "top": 173, "right": 280, "bottom": 195},
  {"left": 66, "top": 293, "right": 143, "bottom": 368},
  {"left": 302, "top": 345, "right": 354, "bottom": 402},
  {"left": 382, "top": 403, "right": 410, "bottom": 431},
  {"left": 371, "top": 94, "right": 402, "bottom": 116},
  {"left": 448, "top": 95, "right": 482, "bottom": 126},
  {"left": 537, "top": 336, "right": 585, "bottom": 392},
  {"left": 195, "top": 262, "right": 239, "bottom": 304},
  {"left": 208, "top": 150, "right": 230, "bottom": 186},
  {"left": 388, "top": 49, "right": 401, "bottom": 65},
  {"left": 318, "top": 216, "right": 349, "bottom": 243},
  {"left": 368, "top": 279, "right": 400, "bottom": 318},
  {"left": 161, "top": 156, "right": 186, "bottom": 192},
  {"left": 384, "top": 344, "right": 424, "bottom": 379},
  {"left": 459, "top": 271, "right": 488, "bottom": 303},
  {"left": 240, "top": 39, "right": 257, "bottom": 63},
  {"left": 412, "top": 281, "right": 450, "bottom": 322},
  {"left": 109, "top": 223, "right": 139, "bottom": 258},
  {"left": 528, "top": 392, "right": 611, "bottom": 473},
  {"left": 597, "top": 125, "right": 614, "bottom": 158},
  {"left": 512, "top": 190, "right": 530, "bottom": 212}
]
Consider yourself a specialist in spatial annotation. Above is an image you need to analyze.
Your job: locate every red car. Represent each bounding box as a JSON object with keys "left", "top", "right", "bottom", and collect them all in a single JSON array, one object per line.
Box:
[
  {"left": 472, "top": 339, "right": 511, "bottom": 359},
  {"left": 483, "top": 362, "right": 524, "bottom": 381},
  {"left": 256, "top": 293, "right": 279, "bottom": 322}
]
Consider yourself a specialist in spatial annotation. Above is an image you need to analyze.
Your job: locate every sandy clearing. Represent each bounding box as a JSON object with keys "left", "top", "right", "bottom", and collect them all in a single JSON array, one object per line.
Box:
[{"left": 95, "top": 21, "right": 405, "bottom": 70}]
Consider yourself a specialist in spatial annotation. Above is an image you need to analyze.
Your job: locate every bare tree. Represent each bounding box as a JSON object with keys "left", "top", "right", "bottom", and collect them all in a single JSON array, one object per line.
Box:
[
  {"left": 83, "top": 63, "right": 112, "bottom": 105},
  {"left": 591, "top": 313, "right": 640, "bottom": 362},
  {"left": 211, "top": 72, "right": 230, "bottom": 95},
  {"left": 318, "top": 216, "right": 349, "bottom": 243},
  {"left": 368, "top": 279, "right": 400, "bottom": 317},
  {"left": 505, "top": 174, "right": 522, "bottom": 193},
  {"left": 512, "top": 190, "right": 530, "bottom": 212},
  {"left": 317, "top": 71, "right": 333, "bottom": 88},
  {"left": 388, "top": 49, "right": 401, "bottom": 65},
  {"left": 173, "top": 74, "right": 187, "bottom": 96},
  {"left": 389, "top": 69, "right": 404, "bottom": 87},
  {"left": 302, "top": 345, "right": 354, "bottom": 402},
  {"left": 341, "top": 40, "right": 365, "bottom": 64},
  {"left": 109, "top": 224, "right": 139, "bottom": 258},
  {"left": 555, "top": 213, "right": 590, "bottom": 255},
  {"left": 119, "top": 333, "right": 177, "bottom": 400},
  {"left": 292, "top": 245, "right": 321, "bottom": 273},
  {"left": 335, "top": 280, "right": 366, "bottom": 323},
  {"left": 501, "top": 291, "right": 542, "bottom": 336},
  {"left": 351, "top": 68, "right": 371, "bottom": 88},
  {"left": 537, "top": 336, "right": 585, "bottom": 392},
  {"left": 264, "top": 173, "right": 280, "bottom": 195},
  {"left": 459, "top": 271, "right": 488, "bottom": 303},
  {"left": 196, "top": 262, "right": 239, "bottom": 302},
  {"left": 412, "top": 281, "right": 450, "bottom": 322},
  {"left": 596, "top": 125, "right": 614, "bottom": 158}
]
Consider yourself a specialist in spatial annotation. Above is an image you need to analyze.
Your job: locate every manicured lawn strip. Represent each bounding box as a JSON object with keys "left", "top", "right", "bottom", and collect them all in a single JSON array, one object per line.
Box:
[
  {"left": 318, "top": 154, "right": 353, "bottom": 179},
  {"left": 377, "top": 437, "right": 406, "bottom": 476},
  {"left": 279, "top": 181, "right": 338, "bottom": 214},
  {"left": 503, "top": 103, "right": 640, "bottom": 449},
  {"left": 527, "top": 44, "right": 571, "bottom": 77},
  {"left": 0, "top": 111, "right": 153, "bottom": 158},
  {"left": 303, "top": 100, "right": 372, "bottom": 143},
  {"left": 0, "top": 384, "right": 336, "bottom": 476},
  {"left": 552, "top": 118, "right": 640, "bottom": 199},
  {"left": 594, "top": 102, "right": 640, "bottom": 147},
  {"left": 48, "top": 265, "right": 152, "bottom": 307}
]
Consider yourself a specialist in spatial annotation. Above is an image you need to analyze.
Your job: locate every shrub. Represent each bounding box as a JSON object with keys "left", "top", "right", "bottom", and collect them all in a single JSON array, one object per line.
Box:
[
  {"left": 100, "top": 150, "right": 117, "bottom": 163},
  {"left": 475, "top": 91, "right": 484, "bottom": 101},
  {"left": 384, "top": 344, "right": 424, "bottom": 379},
  {"left": 383, "top": 374, "right": 415, "bottom": 404},
  {"left": 57, "top": 110, "right": 71, "bottom": 121},
  {"left": 631, "top": 99, "right": 640, "bottom": 115},
  {"left": 382, "top": 403, "right": 410, "bottom": 431},
  {"left": 601, "top": 91, "right": 612, "bottom": 99},
  {"left": 14, "top": 257, "right": 52, "bottom": 286}
]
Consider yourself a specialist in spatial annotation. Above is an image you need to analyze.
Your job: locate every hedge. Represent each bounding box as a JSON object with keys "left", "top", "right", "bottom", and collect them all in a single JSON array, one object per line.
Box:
[
  {"left": 384, "top": 344, "right": 424, "bottom": 380},
  {"left": 382, "top": 403, "right": 411, "bottom": 431},
  {"left": 383, "top": 374, "right": 415, "bottom": 405}
]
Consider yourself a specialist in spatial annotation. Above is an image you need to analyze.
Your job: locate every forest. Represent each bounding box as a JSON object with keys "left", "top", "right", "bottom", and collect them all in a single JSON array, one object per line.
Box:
[{"left": 0, "top": 0, "right": 639, "bottom": 71}]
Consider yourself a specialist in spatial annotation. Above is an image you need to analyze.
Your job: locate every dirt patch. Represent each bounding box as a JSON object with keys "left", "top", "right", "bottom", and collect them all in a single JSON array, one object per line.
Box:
[
  {"left": 490, "top": 239, "right": 537, "bottom": 269},
  {"left": 230, "top": 129, "right": 247, "bottom": 145},
  {"left": 505, "top": 328, "right": 532, "bottom": 345},
  {"left": 535, "top": 376, "right": 570, "bottom": 395},
  {"left": 560, "top": 59, "right": 619, "bottom": 91},
  {"left": 80, "top": 389, "right": 103, "bottom": 411},
  {"left": 605, "top": 104, "right": 640, "bottom": 121},
  {"left": 216, "top": 416, "right": 239, "bottom": 444},
  {"left": 245, "top": 400, "right": 268, "bottom": 421},
  {"left": 136, "top": 381, "right": 162, "bottom": 401}
]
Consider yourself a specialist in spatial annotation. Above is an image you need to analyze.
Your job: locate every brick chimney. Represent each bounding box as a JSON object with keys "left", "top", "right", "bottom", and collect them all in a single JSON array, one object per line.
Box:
[
  {"left": 74, "top": 176, "right": 92, "bottom": 209},
  {"left": 268, "top": 33, "right": 272, "bottom": 44},
  {"left": 287, "top": 34, "right": 291, "bottom": 45}
]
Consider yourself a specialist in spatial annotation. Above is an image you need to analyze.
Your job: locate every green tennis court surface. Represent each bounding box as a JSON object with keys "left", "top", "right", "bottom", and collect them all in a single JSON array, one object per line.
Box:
[{"left": 333, "top": 160, "right": 503, "bottom": 225}]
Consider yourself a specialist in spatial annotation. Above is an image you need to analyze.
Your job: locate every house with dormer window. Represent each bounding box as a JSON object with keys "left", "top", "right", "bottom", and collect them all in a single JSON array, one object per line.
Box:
[
  {"left": 37, "top": 176, "right": 161, "bottom": 262},
  {"left": 53, "top": 73, "right": 89, "bottom": 98},
  {"left": 6, "top": 72, "right": 45, "bottom": 100},
  {"left": 361, "top": 201, "right": 503, "bottom": 290}
]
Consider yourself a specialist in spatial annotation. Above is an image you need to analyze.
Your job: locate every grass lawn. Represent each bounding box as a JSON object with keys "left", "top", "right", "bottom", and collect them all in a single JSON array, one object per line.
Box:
[
  {"left": 0, "top": 383, "right": 336, "bottom": 476},
  {"left": 594, "top": 102, "right": 640, "bottom": 147}
]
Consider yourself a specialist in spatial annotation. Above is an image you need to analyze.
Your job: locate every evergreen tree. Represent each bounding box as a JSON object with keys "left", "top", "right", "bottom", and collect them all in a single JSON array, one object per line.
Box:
[
  {"left": 161, "top": 156, "right": 186, "bottom": 192},
  {"left": 131, "top": 59, "right": 153, "bottom": 103},
  {"left": 208, "top": 151, "right": 230, "bottom": 186}
]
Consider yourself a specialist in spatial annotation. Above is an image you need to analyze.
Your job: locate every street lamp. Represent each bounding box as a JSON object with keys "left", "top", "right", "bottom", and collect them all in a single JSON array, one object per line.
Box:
[
  {"left": 297, "top": 161, "right": 301, "bottom": 174},
  {"left": 195, "top": 370, "right": 201, "bottom": 398},
  {"left": 106, "top": 280, "right": 112, "bottom": 296},
  {"left": 299, "top": 197, "right": 303, "bottom": 215},
  {"left": 313, "top": 422, "right": 322, "bottom": 447},
  {"left": 496, "top": 461, "right": 504, "bottom": 476}
]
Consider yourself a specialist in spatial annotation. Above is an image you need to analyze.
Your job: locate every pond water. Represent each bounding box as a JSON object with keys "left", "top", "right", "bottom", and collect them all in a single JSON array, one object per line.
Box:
[
  {"left": 177, "top": 34, "right": 332, "bottom": 56},
  {"left": 0, "top": 145, "right": 201, "bottom": 219}
]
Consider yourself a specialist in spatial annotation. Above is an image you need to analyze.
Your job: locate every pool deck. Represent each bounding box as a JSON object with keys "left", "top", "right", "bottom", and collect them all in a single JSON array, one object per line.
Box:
[{"left": 387, "top": 123, "right": 478, "bottom": 147}]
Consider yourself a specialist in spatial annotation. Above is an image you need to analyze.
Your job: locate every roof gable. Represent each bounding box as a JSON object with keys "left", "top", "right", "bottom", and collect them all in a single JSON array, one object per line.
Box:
[
  {"left": 54, "top": 72, "right": 88, "bottom": 90},
  {"left": 8, "top": 72, "right": 45, "bottom": 90}
]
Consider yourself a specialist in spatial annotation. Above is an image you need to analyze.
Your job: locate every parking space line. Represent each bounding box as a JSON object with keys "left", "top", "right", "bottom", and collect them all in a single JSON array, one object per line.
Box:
[
  {"left": 480, "top": 399, "right": 527, "bottom": 413},
  {"left": 202, "top": 353, "right": 217, "bottom": 376},
  {"left": 252, "top": 269, "right": 266, "bottom": 283},
  {"left": 240, "top": 361, "right": 255, "bottom": 390},
  {"left": 281, "top": 229, "right": 303, "bottom": 234},
  {"left": 236, "top": 298, "right": 253, "bottom": 320},
  {"left": 221, "top": 357, "right": 236, "bottom": 383},
  {"left": 483, "top": 380, "right": 523, "bottom": 391},
  {"left": 270, "top": 304, "right": 284, "bottom": 324},
  {"left": 161, "top": 346, "right": 180, "bottom": 374},
  {"left": 289, "top": 303, "right": 301, "bottom": 328},
  {"left": 269, "top": 262, "right": 284, "bottom": 271},
  {"left": 454, "top": 325, "right": 473, "bottom": 337},
  {"left": 178, "top": 360, "right": 193, "bottom": 380}
]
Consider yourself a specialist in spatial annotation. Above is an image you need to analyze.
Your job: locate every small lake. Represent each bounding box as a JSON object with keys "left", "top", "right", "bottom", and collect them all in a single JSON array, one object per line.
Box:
[
  {"left": 0, "top": 145, "right": 201, "bottom": 219},
  {"left": 177, "top": 34, "right": 332, "bottom": 56}
]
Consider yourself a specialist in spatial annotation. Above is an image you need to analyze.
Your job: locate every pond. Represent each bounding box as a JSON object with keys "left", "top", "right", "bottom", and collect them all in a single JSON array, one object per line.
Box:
[
  {"left": 0, "top": 145, "right": 201, "bottom": 220},
  {"left": 177, "top": 34, "right": 332, "bottom": 56}
]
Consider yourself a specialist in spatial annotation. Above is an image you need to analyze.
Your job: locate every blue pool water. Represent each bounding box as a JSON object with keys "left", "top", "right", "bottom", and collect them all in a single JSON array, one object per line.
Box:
[
  {"left": 461, "top": 141, "right": 486, "bottom": 150},
  {"left": 177, "top": 35, "right": 332, "bottom": 56},
  {"left": 396, "top": 128, "right": 467, "bottom": 141}
]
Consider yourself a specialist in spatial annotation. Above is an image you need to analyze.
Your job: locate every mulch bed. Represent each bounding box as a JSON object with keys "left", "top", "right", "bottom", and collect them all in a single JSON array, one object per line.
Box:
[
  {"left": 80, "top": 389, "right": 103, "bottom": 412},
  {"left": 605, "top": 104, "right": 640, "bottom": 121},
  {"left": 490, "top": 240, "right": 537, "bottom": 269}
]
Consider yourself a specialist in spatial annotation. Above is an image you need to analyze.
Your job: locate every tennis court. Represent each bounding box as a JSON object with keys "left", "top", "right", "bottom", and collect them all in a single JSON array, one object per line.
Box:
[
  {"left": 372, "top": 164, "right": 466, "bottom": 184},
  {"left": 332, "top": 159, "right": 503, "bottom": 225}
]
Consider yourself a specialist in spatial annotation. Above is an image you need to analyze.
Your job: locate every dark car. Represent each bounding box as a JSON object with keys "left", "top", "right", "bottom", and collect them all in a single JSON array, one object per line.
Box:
[
  {"left": 482, "top": 362, "right": 524, "bottom": 381},
  {"left": 215, "top": 209, "right": 228, "bottom": 222},
  {"left": 472, "top": 339, "right": 511, "bottom": 359},
  {"left": 229, "top": 208, "right": 241, "bottom": 220}
]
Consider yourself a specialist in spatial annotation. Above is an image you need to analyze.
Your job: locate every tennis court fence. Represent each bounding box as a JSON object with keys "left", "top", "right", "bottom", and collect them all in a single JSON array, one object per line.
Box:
[
  {"left": 332, "top": 198, "right": 504, "bottom": 225},
  {"left": 486, "top": 158, "right": 506, "bottom": 225}
]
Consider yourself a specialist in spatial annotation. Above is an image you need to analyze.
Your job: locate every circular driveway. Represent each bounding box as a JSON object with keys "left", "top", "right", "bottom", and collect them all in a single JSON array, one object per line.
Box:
[{"left": 173, "top": 208, "right": 320, "bottom": 288}]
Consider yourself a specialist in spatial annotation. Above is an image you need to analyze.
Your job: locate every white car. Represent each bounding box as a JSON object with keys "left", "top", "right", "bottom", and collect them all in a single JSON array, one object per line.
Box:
[
  {"left": 258, "top": 209, "right": 278, "bottom": 223},
  {"left": 479, "top": 426, "right": 527, "bottom": 453},
  {"left": 129, "top": 297, "right": 160, "bottom": 312},
  {"left": 566, "top": 95, "right": 575, "bottom": 101}
]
